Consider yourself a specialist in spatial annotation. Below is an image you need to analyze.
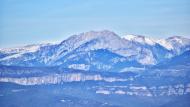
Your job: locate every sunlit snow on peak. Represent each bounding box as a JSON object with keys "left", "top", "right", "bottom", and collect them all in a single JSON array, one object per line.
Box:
[{"left": 123, "top": 34, "right": 156, "bottom": 46}]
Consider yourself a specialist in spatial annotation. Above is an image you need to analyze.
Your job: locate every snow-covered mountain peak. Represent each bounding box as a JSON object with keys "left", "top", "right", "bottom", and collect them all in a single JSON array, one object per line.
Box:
[
  {"left": 59, "top": 30, "right": 123, "bottom": 51},
  {"left": 60, "top": 30, "right": 119, "bottom": 45},
  {"left": 84, "top": 30, "right": 117, "bottom": 36},
  {"left": 77, "top": 30, "right": 119, "bottom": 41},
  {"left": 123, "top": 34, "right": 156, "bottom": 46},
  {"left": 157, "top": 36, "right": 190, "bottom": 52},
  {"left": 166, "top": 36, "right": 190, "bottom": 45},
  {"left": 52, "top": 30, "right": 125, "bottom": 64}
]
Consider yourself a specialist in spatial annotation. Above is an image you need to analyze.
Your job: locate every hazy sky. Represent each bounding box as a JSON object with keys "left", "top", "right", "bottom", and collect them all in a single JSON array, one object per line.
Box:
[{"left": 0, "top": 0, "right": 190, "bottom": 48}]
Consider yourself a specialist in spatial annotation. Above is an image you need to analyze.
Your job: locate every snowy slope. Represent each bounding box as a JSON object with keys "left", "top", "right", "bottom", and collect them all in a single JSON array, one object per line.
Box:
[
  {"left": 0, "top": 44, "right": 51, "bottom": 60},
  {"left": 122, "top": 34, "right": 173, "bottom": 64},
  {"left": 0, "top": 43, "right": 57, "bottom": 66}
]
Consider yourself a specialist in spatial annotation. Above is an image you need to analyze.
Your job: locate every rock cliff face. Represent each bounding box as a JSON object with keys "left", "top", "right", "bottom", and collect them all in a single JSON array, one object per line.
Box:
[
  {"left": 0, "top": 73, "right": 128, "bottom": 85},
  {"left": 1, "top": 74, "right": 189, "bottom": 97},
  {"left": 94, "top": 84, "right": 190, "bottom": 96}
]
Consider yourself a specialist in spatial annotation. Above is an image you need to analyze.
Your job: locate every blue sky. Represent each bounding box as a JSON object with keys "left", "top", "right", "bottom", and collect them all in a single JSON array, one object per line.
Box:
[{"left": 0, "top": 0, "right": 190, "bottom": 48}]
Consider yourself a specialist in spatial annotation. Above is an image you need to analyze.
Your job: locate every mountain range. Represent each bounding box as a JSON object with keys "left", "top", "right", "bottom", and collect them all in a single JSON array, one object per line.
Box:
[
  {"left": 0, "top": 30, "right": 190, "bottom": 72},
  {"left": 1, "top": 30, "right": 190, "bottom": 107}
]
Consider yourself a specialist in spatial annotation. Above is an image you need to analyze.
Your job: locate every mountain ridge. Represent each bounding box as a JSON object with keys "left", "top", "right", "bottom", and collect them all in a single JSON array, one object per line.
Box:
[{"left": 0, "top": 30, "right": 190, "bottom": 72}]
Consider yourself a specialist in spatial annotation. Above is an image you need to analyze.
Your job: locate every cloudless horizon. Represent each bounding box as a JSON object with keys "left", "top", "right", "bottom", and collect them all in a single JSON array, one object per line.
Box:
[{"left": 0, "top": 0, "right": 190, "bottom": 48}]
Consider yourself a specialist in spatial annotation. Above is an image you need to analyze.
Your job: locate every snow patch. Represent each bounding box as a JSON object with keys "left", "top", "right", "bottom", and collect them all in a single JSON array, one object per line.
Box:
[
  {"left": 120, "top": 67, "right": 145, "bottom": 72},
  {"left": 68, "top": 64, "right": 90, "bottom": 71},
  {"left": 115, "top": 90, "right": 125, "bottom": 94},
  {"left": 96, "top": 90, "right": 110, "bottom": 95}
]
